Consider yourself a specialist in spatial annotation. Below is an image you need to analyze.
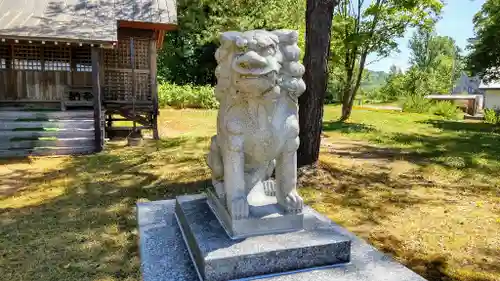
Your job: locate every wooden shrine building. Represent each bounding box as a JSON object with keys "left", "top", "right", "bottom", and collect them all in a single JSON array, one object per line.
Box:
[{"left": 0, "top": 0, "right": 177, "bottom": 157}]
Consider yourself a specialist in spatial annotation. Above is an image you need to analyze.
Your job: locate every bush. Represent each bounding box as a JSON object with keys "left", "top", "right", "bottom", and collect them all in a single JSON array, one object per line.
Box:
[
  {"left": 402, "top": 95, "right": 432, "bottom": 113},
  {"left": 429, "top": 101, "right": 463, "bottom": 120},
  {"left": 158, "top": 82, "right": 219, "bottom": 109},
  {"left": 484, "top": 108, "right": 500, "bottom": 124},
  {"left": 402, "top": 95, "right": 464, "bottom": 120}
]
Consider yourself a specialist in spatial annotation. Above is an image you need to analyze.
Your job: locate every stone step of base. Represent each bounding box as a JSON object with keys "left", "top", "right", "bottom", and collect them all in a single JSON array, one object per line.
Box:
[{"left": 174, "top": 195, "right": 351, "bottom": 281}]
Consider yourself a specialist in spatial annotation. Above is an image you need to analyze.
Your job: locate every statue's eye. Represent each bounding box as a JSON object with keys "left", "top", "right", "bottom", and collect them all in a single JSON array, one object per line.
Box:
[
  {"left": 237, "top": 45, "right": 248, "bottom": 54},
  {"left": 261, "top": 46, "right": 276, "bottom": 56}
]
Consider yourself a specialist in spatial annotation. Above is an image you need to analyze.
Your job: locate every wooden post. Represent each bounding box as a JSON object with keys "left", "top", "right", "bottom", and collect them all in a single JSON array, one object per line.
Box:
[
  {"left": 150, "top": 39, "right": 159, "bottom": 140},
  {"left": 92, "top": 47, "right": 104, "bottom": 152},
  {"left": 9, "top": 43, "right": 15, "bottom": 100},
  {"left": 99, "top": 51, "right": 105, "bottom": 140},
  {"left": 130, "top": 38, "right": 137, "bottom": 132}
]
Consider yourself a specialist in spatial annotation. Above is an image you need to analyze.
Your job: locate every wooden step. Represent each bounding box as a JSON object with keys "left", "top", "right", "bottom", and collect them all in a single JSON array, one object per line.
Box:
[
  {"left": 0, "top": 138, "right": 94, "bottom": 150},
  {"left": 0, "top": 129, "right": 94, "bottom": 140},
  {"left": 0, "top": 146, "right": 95, "bottom": 158},
  {"left": 0, "top": 111, "right": 94, "bottom": 120},
  {"left": 0, "top": 120, "right": 94, "bottom": 130}
]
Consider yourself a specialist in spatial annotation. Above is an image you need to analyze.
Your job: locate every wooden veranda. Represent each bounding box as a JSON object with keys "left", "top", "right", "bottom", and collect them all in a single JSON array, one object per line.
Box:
[{"left": 0, "top": 0, "right": 177, "bottom": 157}]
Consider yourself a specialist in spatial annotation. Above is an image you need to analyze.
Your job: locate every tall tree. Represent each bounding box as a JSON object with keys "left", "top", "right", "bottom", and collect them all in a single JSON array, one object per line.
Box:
[
  {"left": 409, "top": 27, "right": 459, "bottom": 71},
  {"left": 379, "top": 64, "right": 406, "bottom": 101},
  {"left": 407, "top": 26, "right": 462, "bottom": 95},
  {"left": 466, "top": 0, "right": 500, "bottom": 83},
  {"left": 297, "top": 0, "right": 339, "bottom": 167},
  {"left": 332, "top": 0, "right": 443, "bottom": 121}
]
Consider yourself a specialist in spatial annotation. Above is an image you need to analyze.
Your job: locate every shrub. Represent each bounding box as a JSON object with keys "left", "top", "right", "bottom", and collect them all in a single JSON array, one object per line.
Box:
[
  {"left": 429, "top": 101, "right": 463, "bottom": 120},
  {"left": 484, "top": 108, "right": 500, "bottom": 124},
  {"left": 158, "top": 82, "right": 219, "bottom": 109},
  {"left": 402, "top": 95, "right": 465, "bottom": 120},
  {"left": 402, "top": 95, "right": 432, "bottom": 114}
]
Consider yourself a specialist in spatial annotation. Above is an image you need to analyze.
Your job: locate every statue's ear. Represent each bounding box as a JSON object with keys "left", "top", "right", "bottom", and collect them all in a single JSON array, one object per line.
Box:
[
  {"left": 272, "top": 30, "right": 298, "bottom": 44},
  {"left": 219, "top": 31, "right": 242, "bottom": 46}
]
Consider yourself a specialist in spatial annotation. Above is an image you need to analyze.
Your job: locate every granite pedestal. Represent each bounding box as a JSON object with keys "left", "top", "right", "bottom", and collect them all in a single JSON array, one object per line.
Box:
[
  {"left": 175, "top": 195, "right": 350, "bottom": 281},
  {"left": 137, "top": 196, "right": 428, "bottom": 281}
]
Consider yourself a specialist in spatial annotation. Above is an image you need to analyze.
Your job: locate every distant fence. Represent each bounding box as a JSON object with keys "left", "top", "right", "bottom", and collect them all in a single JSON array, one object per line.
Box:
[{"left": 0, "top": 110, "right": 101, "bottom": 158}]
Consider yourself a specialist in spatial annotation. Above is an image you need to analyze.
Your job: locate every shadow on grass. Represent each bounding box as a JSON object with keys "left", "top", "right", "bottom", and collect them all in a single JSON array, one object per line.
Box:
[
  {"left": 388, "top": 131, "right": 500, "bottom": 174},
  {"left": 371, "top": 233, "right": 497, "bottom": 281},
  {"left": 1, "top": 132, "right": 498, "bottom": 281},
  {"left": 324, "top": 120, "right": 500, "bottom": 181},
  {"left": 0, "top": 136, "right": 212, "bottom": 281},
  {"left": 421, "top": 119, "right": 500, "bottom": 133},
  {"left": 300, "top": 162, "right": 499, "bottom": 281},
  {"left": 323, "top": 121, "right": 375, "bottom": 134},
  {"left": 301, "top": 162, "right": 435, "bottom": 227}
]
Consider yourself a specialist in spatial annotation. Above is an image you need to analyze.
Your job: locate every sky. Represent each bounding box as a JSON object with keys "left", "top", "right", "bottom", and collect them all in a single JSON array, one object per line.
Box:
[{"left": 366, "top": 0, "right": 486, "bottom": 72}]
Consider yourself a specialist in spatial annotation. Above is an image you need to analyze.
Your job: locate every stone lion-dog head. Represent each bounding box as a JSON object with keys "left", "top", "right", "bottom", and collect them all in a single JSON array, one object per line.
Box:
[{"left": 214, "top": 29, "right": 306, "bottom": 102}]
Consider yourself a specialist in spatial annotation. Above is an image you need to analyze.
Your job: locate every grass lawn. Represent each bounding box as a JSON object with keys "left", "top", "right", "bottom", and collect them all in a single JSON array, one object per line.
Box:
[{"left": 1, "top": 106, "right": 499, "bottom": 281}]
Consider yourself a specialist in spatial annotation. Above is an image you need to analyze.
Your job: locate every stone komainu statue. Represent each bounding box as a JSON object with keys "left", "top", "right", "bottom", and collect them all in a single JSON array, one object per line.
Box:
[{"left": 206, "top": 29, "right": 306, "bottom": 220}]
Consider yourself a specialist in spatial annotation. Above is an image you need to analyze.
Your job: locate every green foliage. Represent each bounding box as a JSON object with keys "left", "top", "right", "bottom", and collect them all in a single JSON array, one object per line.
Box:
[
  {"left": 407, "top": 26, "right": 461, "bottom": 95},
  {"left": 370, "top": 25, "right": 463, "bottom": 105},
  {"left": 329, "top": 0, "right": 444, "bottom": 120},
  {"left": 158, "top": 0, "right": 305, "bottom": 85},
  {"left": 158, "top": 83, "right": 219, "bottom": 109},
  {"left": 484, "top": 108, "right": 500, "bottom": 124},
  {"left": 360, "top": 70, "right": 390, "bottom": 92},
  {"left": 332, "top": 15, "right": 463, "bottom": 108},
  {"left": 429, "top": 101, "right": 463, "bottom": 120},
  {"left": 466, "top": 0, "right": 500, "bottom": 83},
  {"left": 409, "top": 27, "right": 460, "bottom": 71},
  {"left": 377, "top": 65, "right": 406, "bottom": 102},
  {"left": 402, "top": 95, "right": 433, "bottom": 114},
  {"left": 402, "top": 95, "right": 463, "bottom": 120}
]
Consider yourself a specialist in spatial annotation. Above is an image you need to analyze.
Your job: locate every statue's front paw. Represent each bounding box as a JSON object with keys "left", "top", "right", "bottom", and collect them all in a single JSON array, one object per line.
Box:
[
  {"left": 279, "top": 190, "right": 303, "bottom": 214},
  {"left": 263, "top": 180, "right": 276, "bottom": 196},
  {"left": 213, "top": 181, "right": 225, "bottom": 199},
  {"left": 229, "top": 196, "right": 250, "bottom": 220}
]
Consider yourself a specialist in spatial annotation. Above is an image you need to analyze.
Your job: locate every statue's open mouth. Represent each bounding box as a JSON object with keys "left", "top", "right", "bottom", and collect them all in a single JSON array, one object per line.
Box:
[
  {"left": 231, "top": 57, "right": 278, "bottom": 79},
  {"left": 239, "top": 71, "right": 276, "bottom": 80}
]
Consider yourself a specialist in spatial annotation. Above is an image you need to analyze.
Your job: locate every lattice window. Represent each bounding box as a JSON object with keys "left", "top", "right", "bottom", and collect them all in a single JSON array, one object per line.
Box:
[
  {"left": 104, "top": 39, "right": 131, "bottom": 69},
  {"left": 44, "top": 46, "right": 71, "bottom": 71},
  {"left": 73, "top": 47, "right": 92, "bottom": 72},
  {"left": 103, "top": 71, "right": 151, "bottom": 101},
  {"left": 133, "top": 39, "right": 150, "bottom": 69},
  {"left": 103, "top": 37, "right": 152, "bottom": 101},
  {"left": 135, "top": 73, "right": 151, "bottom": 101},
  {"left": 104, "top": 37, "right": 149, "bottom": 69},
  {"left": 0, "top": 45, "right": 8, "bottom": 69},
  {"left": 13, "top": 45, "right": 42, "bottom": 70},
  {"left": 104, "top": 71, "right": 132, "bottom": 100}
]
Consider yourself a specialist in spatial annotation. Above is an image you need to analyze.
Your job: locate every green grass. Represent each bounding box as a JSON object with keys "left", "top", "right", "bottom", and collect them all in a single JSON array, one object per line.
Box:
[
  {"left": 316, "top": 106, "right": 500, "bottom": 281},
  {"left": 322, "top": 105, "right": 500, "bottom": 183},
  {"left": 0, "top": 105, "right": 498, "bottom": 281}
]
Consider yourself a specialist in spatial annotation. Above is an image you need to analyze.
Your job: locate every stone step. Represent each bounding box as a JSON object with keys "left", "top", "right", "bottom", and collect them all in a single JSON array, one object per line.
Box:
[{"left": 174, "top": 195, "right": 351, "bottom": 281}]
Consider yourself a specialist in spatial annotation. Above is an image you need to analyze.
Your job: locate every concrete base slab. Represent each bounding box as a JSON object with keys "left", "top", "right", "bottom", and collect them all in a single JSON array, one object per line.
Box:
[
  {"left": 137, "top": 198, "right": 428, "bottom": 281},
  {"left": 175, "top": 194, "right": 350, "bottom": 281}
]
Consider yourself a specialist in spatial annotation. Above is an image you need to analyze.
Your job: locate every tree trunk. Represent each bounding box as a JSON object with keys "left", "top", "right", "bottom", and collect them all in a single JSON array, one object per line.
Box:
[
  {"left": 340, "top": 50, "right": 370, "bottom": 121},
  {"left": 298, "top": 0, "right": 337, "bottom": 167},
  {"left": 339, "top": 0, "right": 382, "bottom": 122},
  {"left": 339, "top": 84, "right": 354, "bottom": 122}
]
